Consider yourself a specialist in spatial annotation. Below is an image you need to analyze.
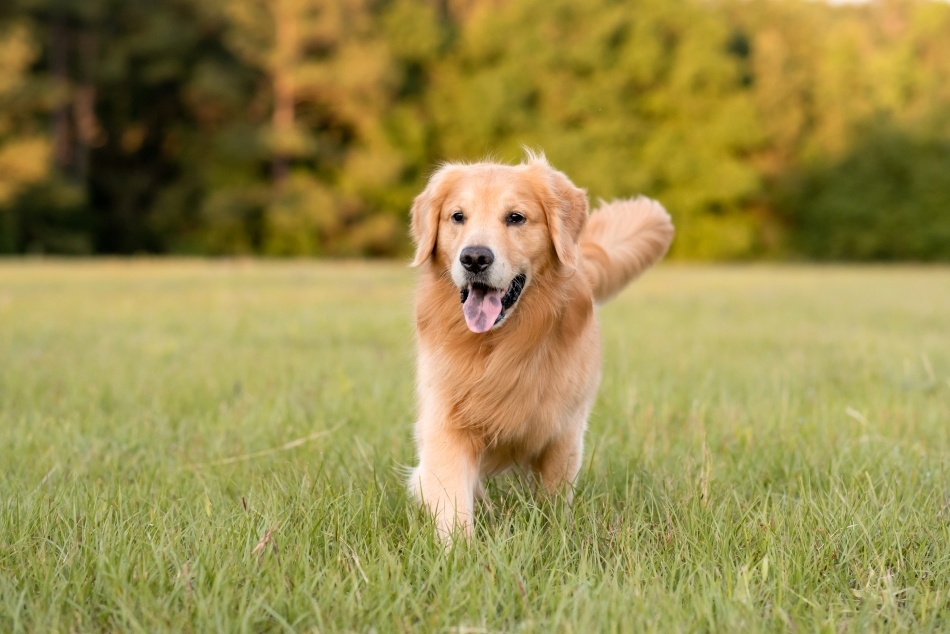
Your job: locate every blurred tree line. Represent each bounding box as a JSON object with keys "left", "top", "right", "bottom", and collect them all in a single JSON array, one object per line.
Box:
[{"left": 0, "top": 0, "right": 948, "bottom": 259}]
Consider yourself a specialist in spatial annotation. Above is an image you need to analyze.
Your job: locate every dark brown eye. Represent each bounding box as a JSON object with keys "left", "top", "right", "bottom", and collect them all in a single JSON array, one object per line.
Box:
[
  {"left": 506, "top": 212, "right": 526, "bottom": 226},
  {"left": 451, "top": 211, "right": 465, "bottom": 224}
]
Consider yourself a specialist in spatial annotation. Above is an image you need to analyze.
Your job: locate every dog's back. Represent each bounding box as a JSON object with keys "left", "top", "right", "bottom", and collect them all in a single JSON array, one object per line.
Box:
[{"left": 580, "top": 197, "right": 675, "bottom": 302}]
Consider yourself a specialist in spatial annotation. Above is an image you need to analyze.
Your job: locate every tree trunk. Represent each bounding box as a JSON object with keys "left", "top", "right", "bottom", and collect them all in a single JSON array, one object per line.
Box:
[
  {"left": 51, "top": 17, "right": 72, "bottom": 174},
  {"left": 73, "top": 29, "right": 99, "bottom": 183}
]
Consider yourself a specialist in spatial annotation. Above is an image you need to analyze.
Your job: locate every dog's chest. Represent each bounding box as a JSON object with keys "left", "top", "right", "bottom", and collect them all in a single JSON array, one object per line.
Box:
[{"left": 434, "top": 330, "right": 599, "bottom": 446}]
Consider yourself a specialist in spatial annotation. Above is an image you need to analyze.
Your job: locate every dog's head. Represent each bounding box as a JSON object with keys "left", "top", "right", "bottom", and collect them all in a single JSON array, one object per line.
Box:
[{"left": 410, "top": 152, "right": 588, "bottom": 333}]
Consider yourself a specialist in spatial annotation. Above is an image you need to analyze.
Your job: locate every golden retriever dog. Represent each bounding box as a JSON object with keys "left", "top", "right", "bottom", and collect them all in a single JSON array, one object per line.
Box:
[{"left": 408, "top": 151, "right": 674, "bottom": 540}]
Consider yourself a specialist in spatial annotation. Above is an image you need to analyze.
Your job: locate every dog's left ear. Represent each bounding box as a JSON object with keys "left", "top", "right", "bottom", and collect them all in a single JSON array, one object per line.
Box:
[
  {"left": 534, "top": 160, "right": 588, "bottom": 273},
  {"left": 410, "top": 165, "right": 455, "bottom": 267}
]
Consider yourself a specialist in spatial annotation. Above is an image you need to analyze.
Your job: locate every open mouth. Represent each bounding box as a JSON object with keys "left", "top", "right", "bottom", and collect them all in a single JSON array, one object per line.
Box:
[{"left": 459, "top": 273, "right": 527, "bottom": 333}]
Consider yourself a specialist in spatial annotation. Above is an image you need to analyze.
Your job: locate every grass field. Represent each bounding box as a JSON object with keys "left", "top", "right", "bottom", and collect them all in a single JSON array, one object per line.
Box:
[{"left": 1, "top": 261, "right": 949, "bottom": 632}]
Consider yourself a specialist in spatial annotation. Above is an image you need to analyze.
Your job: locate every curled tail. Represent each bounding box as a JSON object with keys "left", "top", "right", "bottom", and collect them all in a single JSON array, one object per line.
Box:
[{"left": 580, "top": 197, "right": 674, "bottom": 303}]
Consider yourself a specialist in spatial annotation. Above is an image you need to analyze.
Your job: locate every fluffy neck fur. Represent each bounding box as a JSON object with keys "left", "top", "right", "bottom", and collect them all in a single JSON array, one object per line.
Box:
[{"left": 414, "top": 254, "right": 595, "bottom": 445}]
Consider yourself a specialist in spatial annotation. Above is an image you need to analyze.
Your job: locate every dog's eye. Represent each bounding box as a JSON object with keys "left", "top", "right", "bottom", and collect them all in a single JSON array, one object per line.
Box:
[
  {"left": 506, "top": 212, "right": 526, "bottom": 226},
  {"left": 451, "top": 211, "right": 465, "bottom": 224}
]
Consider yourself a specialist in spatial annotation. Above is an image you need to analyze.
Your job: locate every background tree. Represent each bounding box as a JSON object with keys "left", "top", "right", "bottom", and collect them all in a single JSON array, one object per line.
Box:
[
  {"left": 0, "top": 21, "right": 50, "bottom": 224},
  {"left": 424, "top": 0, "right": 763, "bottom": 258},
  {"left": 1, "top": 0, "right": 949, "bottom": 260}
]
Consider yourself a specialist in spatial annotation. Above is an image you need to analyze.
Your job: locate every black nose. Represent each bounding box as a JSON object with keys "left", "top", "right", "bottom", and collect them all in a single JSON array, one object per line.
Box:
[{"left": 459, "top": 246, "right": 494, "bottom": 273}]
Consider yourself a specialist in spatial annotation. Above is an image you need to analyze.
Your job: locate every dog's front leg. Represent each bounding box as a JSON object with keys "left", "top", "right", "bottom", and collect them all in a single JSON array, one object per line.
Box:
[
  {"left": 409, "top": 427, "right": 479, "bottom": 542},
  {"left": 531, "top": 425, "right": 586, "bottom": 504}
]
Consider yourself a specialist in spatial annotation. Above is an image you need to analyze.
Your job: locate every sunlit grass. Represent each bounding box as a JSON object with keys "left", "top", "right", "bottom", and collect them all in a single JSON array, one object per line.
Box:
[{"left": 1, "top": 261, "right": 949, "bottom": 632}]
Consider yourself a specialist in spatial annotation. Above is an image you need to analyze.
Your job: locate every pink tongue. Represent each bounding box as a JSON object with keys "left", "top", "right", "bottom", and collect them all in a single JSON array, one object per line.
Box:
[{"left": 462, "top": 287, "right": 504, "bottom": 333}]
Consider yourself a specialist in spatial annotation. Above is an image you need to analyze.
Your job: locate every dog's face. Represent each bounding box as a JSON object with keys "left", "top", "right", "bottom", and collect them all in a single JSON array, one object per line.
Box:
[{"left": 411, "top": 155, "right": 588, "bottom": 333}]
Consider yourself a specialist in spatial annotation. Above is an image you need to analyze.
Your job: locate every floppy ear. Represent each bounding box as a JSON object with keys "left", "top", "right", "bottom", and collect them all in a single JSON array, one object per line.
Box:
[
  {"left": 533, "top": 159, "right": 589, "bottom": 273},
  {"left": 409, "top": 166, "right": 454, "bottom": 267}
]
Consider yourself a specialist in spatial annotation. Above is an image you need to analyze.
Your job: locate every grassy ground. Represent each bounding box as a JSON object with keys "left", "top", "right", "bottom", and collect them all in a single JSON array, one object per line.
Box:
[{"left": 1, "top": 261, "right": 949, "bottom": 632}]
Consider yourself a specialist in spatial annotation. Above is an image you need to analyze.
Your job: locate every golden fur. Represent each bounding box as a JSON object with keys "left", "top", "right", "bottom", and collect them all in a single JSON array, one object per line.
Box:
[{"left": 408, "top": 152, "right": 674, "bottom": 540}]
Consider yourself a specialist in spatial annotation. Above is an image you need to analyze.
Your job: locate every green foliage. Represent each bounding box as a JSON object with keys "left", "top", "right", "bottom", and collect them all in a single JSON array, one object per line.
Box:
[
  {"left": 425, "top": 0, "right": 763, "bottom": 259},
  {"left": 2, "top": 262, "right": 950, "bottom": 630},
  {"left": 784, "top": 126, "right": 950, "bottom": 260},
  {"left": 736, "top": 0, "right": 950, "bottom": 260},
  {"left": 1, "top": 0, "right": 950, "bottom": 259}
]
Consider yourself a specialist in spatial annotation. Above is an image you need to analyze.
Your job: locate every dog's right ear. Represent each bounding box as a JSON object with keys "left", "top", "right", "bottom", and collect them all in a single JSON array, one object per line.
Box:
[{"left": 410, "top": 165, "right": 455, "bottom": 267}]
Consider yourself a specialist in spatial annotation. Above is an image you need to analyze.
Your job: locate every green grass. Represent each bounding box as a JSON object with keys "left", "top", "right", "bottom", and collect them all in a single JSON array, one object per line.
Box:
[{"left": 2, "top": 261, "right": 949, "bottom": 632}]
